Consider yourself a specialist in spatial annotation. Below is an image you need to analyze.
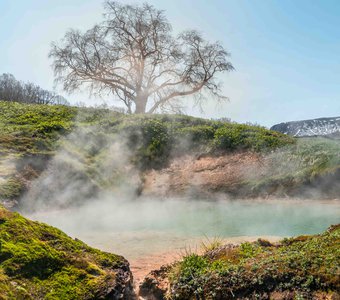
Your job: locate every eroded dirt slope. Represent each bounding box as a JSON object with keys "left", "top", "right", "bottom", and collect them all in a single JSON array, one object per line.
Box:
[{"left": 142, "top": 152, "right": 265, "bottom": 197}]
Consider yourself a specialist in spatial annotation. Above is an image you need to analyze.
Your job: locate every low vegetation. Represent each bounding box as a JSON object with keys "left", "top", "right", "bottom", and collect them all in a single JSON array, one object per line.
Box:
[
  {"left": 0, "top": 100, "right": 339, "bottom": 204},
  {"left": 0, "top": 101, "right": 77, "bottom": 154},
  {"left": 0, "top": 100, "right": 293, "bottom": 156},
  {"left": 115, "top": 114, "right": 294, "bottom": 169},
  {"left": 0, "top": 100, "right": 295, "bottom": 204},
  {"left": 0, "top": 206, "right": 132, "bottom": 299},
  {"left": 248, "top": 137, "right": 340, "bottom": 198},
  {"left": 142, "top": 225, "right": 340, "bottom": 299},
  {"left": 0, "top": 101, "right": 339, "bottom": 299}
]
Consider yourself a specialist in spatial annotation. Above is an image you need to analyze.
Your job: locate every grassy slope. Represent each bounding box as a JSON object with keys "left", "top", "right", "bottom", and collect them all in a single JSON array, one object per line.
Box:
[
  {"left": 141, "top": 225, "right": 340, "bottom": 299},
  {"left": 246, "top": 137, "right": 340, "bottom": 198},
  {"left": 0, "top": 100, "right": 339, "bottom": 202},
  {"left": 0, "top": 100, "right": 294, "bottom": 157},
  {"left": 0, "top": 100, "right": 295, "bottom": 203},
  {"left": 0, "top": 102, "right": 73, "bottom": 203},
  {"left": 0, "top": 101, "right": 114, "bottom": 202},
  {"left": 0, "top": 206, "right": 132, "bottom": 299}
]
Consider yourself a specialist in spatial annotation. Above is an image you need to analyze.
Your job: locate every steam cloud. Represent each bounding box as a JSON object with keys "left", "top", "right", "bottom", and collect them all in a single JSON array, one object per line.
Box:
[{"left": 17, "top": 122, "right": 340, "bottom": 259}]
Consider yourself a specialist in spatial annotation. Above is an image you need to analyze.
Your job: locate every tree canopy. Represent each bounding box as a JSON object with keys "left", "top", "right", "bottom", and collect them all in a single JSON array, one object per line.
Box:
[{"left": 50, "top": 1, "right": 234, "bottom": 114}]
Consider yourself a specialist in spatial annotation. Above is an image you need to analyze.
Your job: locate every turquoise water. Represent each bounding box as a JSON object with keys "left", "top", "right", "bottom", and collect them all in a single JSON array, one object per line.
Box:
[{"left": 26, "top": 198, "right": 339, "bottom": 258}]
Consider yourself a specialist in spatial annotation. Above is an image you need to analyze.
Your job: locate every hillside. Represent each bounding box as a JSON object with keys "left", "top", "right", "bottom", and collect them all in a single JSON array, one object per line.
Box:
[
  {"left": 0, "top": 102, "right": 340, "bottom": 207},
  {"left": 0, "top": 206, "right": 133, "bottom": 299},
  {"left": 140, "top": 225, "right": 340, "bottom": 299},
  {"left": 271, "top": 116, "right": 340, "bottom": 137},
  {"left": 0, "top": 100, "right": 296, "bottom": 208},
  {"left": 142, "top": 137, "right": 340, "bottom": 199},
  {"left": 0, "top": 101, "right": 339, "bottom": 210},
  {"left": 0, "top": 101, "right": 339, "bottom": 299}
]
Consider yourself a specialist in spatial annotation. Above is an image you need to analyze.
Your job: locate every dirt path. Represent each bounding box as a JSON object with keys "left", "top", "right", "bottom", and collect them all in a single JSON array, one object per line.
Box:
[{"left": 130, "top": 251, "right": 181, "bottom": 288}]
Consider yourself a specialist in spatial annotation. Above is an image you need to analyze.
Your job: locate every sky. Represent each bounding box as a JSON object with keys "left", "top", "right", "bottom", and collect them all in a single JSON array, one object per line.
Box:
[{"left": 0, "top": 0, "right": 339, "bottom": 127}]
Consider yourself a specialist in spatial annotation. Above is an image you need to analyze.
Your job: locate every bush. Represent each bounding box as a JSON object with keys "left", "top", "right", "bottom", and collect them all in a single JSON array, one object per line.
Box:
[
  {"left": 176, "top": 125, "right": 216, "bottom": 150},
  {"left": 213, "top": 124, "right": 294, "bottom": 152},
  {"left": 140, "top": 120, "right": 171, "bottom": 169}
]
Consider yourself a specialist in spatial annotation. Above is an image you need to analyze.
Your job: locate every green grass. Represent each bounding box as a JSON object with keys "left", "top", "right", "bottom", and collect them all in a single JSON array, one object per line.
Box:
[
  {"left": 0, "top": 101, "right": 120, "bottom": 201},
  {"left": 0, "top": 177, "right": 23, "bottom": 200},
  {"left": 166, "top": 225, "right": 340, "bottom": 299},
  {"left": 0, "top": 101, "right": 77, "bottom": 154},
  {"left": 0, "top": 100, "right": 294, "bottom": 158},
  {"left": 200, "top": 237, "right": 224, "bottom": 253},
  {"left": 0, "top": 206, "right": 129, "bottom": 299},
  {"left": 246, "top": 137, "right": 340, "bottom": 197}
]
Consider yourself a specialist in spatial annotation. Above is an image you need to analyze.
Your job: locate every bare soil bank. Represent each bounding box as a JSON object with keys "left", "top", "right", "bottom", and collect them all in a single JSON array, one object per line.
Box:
[
  {"left": 142, "top": 152, "right": 263, "bottom": 197},
  {"left": 142, "top": 152, "right": 340, "bottom": 199}
]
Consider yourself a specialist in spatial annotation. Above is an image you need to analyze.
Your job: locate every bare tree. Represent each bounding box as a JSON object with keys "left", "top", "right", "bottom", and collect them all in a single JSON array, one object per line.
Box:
[
  {"left": 0, "top": 73, "right": 69, "bottom": 105},
  {"left": 0, "top": 73, "right": 22, "bottom": 102},
  {"left": 53, "top": 95, "right": 70, "bottom": 106},
  {"left": 49, "top": 1, "right": 234, "bottom": 114}
]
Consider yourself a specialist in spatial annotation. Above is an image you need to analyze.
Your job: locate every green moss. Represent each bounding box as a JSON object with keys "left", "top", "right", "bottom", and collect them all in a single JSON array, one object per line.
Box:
[
  {"left": 167, "top": 225, "right": 340, "bottom": 299},
  {"left": 0, "top": 206, "right": 128, "bottom": 299}
]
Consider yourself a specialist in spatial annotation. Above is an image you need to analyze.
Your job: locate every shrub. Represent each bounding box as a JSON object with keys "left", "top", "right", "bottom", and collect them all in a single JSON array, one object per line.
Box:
[
  {"left": 176, "top": 125, "right": 216, "bottom": 151},
  {"left": 213, "top": 124, "right": 294, "bottom": 152}
]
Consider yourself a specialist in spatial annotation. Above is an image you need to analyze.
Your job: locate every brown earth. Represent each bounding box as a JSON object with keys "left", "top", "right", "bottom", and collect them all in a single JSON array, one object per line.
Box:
[{"left": 141, "top": 152, "right": 267, "bottom": 198}]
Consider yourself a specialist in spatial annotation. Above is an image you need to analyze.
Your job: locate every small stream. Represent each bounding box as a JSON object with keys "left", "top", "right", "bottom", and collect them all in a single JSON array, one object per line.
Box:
[{"left": 25, "top": 198, "right": 339, "bottom": 259}]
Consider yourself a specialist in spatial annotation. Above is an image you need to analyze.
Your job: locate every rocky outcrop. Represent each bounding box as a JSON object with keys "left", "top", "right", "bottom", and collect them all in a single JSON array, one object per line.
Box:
[
  {"left": 0, "top": 206, "right": 134, "bottom": 299},
  {"left": 271, "top": 116, "right": 340, "bottom": 137},
  {"left": 139, "top": 266, "right": 171, "bottom": 300}
]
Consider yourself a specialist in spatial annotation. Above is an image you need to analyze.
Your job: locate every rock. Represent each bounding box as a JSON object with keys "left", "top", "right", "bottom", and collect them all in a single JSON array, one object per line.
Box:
[
  {"left": 271, "top": 116, "right": 340, "bottom": 137},
  {"left": 139, "top": 266, "right": 170, "bottom": 300},
  {"left": 0, "top": 206, "right": 135, "bottom": 299}
]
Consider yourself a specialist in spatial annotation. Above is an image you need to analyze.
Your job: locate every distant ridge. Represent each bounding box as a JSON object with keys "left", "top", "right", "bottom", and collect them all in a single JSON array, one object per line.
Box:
[{"left": 271, "top": 116, "right": 340, "bottom": 137}]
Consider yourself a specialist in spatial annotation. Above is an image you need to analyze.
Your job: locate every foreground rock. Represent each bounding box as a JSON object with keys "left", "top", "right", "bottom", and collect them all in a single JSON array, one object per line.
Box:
[
  {"left": 0, "top": 206, "right": 134, "bottom": 299},
  {"left": 139, "top": 225, "right": 340, "bottom": 299}
]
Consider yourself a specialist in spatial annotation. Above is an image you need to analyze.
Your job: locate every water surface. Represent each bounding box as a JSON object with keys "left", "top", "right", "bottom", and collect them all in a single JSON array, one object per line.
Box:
[{"left": 26, "top": 198, "right": 339, "bottom": 259}]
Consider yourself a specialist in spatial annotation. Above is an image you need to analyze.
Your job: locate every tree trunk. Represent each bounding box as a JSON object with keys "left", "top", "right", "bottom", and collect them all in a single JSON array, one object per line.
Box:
[{"left": 134, "top": 95, "right": 147, "bottom": 114}]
